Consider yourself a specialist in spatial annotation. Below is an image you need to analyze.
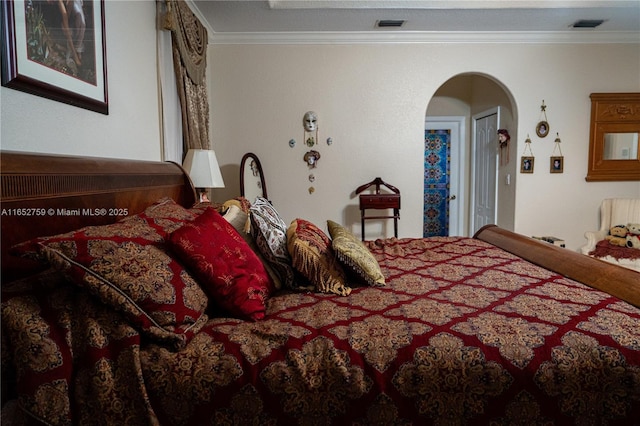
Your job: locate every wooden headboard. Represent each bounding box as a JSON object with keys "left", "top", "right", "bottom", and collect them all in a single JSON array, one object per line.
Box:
[{"left": 1, "top": 151, "right": 196, "bottom": 283}]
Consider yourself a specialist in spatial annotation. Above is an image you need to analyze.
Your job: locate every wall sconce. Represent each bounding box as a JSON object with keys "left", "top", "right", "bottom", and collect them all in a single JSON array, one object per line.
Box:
[{"left": 182, "top": 149, "right": 225, "bottom": 202}]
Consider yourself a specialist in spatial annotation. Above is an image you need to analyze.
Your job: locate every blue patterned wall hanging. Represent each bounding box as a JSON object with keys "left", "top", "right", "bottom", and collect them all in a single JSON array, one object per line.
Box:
[{"left": 423, "top": 129, "right": 451, "bottom": 237}]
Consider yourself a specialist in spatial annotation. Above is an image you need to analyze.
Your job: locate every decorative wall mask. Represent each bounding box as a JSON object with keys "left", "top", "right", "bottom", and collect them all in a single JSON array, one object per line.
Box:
[
  {"left": 303, "top": 111, "right": 318, "bottom": 132},
  {"left": 497, "top": 129, "right": 511, "bottom": 165},
  {"left": 303, "top": 111, "right": 318, "bottom": 147},
  {"left": 304, "top": 150, "right": 321, "bottom": 168}
]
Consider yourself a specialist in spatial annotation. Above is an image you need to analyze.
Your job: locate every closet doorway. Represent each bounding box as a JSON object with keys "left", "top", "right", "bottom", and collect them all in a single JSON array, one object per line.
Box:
[
  {"left": 424, "top": 117, "right": 464, "bottom": 237},
  {"left": 470, "top": 108, "right": 500, "bottom": 234}
]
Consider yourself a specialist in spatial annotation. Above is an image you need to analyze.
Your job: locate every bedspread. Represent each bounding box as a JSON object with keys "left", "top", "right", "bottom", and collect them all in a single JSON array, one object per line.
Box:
[{"left": 3, "top": 237, "right": 640, "bottom": 425}]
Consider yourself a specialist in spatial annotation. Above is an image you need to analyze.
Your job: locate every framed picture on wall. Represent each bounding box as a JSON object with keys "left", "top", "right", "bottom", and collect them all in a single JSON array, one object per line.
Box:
[
  {"left": 550, "top": 156, "right": 564, "bottom": 173},
  {"left": 520, "top": 156, "right": 534, "bottom": 173},
  {"left": 1, "top": 0, "right": 108, "bottom": 114},
  {"left": 536, "top": 121, "right": 549, "bottom": 138}
]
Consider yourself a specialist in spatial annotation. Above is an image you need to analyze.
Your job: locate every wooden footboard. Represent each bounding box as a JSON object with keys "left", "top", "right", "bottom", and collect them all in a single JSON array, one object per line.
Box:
[
  {"left": 1, "top": 151, "right": 196, "bottom": 283},
  {"left": 474, "top": 224, "right": 640, "bottom": 308}
]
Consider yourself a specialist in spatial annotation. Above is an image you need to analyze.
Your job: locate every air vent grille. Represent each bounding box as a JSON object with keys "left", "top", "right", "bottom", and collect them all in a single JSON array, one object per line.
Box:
[
  {"left": 376, "top": 20, "right": 405, "bottom": 28},
  {"left": 572, "top": 19, "right": 606, "bottom": 29}
]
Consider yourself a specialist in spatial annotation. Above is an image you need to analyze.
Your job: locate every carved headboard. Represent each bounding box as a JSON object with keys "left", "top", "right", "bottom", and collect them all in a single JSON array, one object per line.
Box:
[{"left": 0, "top": 151, "right": 196, "bottom": 282}]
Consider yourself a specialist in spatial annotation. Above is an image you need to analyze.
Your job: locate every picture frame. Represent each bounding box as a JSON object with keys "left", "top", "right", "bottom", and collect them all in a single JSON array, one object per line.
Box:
[
  {"left": 536, "top": 121, "right": 549, "bottom": 138},
  {"left": 520, "top": 156, "right": 534, "bottom": 173},
  {"left": 1, "top": 0, "right": 108, "bottom": 114},
  {"left": 550, "top": 156, "right": 564, "bottom": 174}
]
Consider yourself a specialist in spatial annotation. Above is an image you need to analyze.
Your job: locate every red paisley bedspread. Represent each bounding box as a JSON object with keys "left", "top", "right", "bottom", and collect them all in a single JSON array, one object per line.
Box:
[{"left": 3, "top": 237, "right": 640, "bottom": 425}]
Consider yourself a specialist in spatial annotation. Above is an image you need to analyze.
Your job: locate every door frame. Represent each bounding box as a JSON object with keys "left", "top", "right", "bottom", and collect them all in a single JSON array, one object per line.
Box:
[
  {"left": 425, "top": 116, "right": 465, "bottom": 236},
  {"left": 470, "top": 107, "right": 500, "bottom": 235}
]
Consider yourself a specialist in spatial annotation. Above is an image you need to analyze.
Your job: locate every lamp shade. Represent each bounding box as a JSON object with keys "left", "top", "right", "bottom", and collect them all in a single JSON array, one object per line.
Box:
[{"left": 183, "top": 149, "right": 225, "bottom": 188}]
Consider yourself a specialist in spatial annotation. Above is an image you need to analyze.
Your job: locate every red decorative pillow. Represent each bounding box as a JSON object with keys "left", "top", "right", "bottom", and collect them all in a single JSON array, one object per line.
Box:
[
  {"left": 168, "top": 207, "right": 275, "bottom": 320},
  {"left": 10, "top": 198, "right": 209, "bottom": 349},
  {"left": 124, "top": 197, "right": 200, "bottom": 237}
]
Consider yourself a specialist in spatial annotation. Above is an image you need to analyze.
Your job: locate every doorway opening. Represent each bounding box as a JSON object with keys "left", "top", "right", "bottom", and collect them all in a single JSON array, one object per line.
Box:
[
  {"left": 425, "top": 73, "right": 517, "bottom": 237},
  {"left": 424, "top": 117, "right": 464, "bottom": 237}
]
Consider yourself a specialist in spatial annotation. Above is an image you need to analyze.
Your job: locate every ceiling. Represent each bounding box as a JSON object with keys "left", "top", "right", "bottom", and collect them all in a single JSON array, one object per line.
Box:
[{"left": 191, "top": 0, "right": 640, "bottom": 43}]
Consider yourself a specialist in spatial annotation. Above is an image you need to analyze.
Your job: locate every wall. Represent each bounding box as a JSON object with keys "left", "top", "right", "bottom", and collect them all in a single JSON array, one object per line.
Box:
[
  {"left": 0, "top": 1, "right": 161, "bottom": 161},
  {"left": 210, "top": 43, "right": 640, "bottom": 250}
]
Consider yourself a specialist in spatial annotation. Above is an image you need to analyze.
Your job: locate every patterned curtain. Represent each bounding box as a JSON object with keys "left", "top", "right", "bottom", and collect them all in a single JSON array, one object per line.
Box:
[{"left": 162, "top": 0, "right": 210, "bottom": 152}]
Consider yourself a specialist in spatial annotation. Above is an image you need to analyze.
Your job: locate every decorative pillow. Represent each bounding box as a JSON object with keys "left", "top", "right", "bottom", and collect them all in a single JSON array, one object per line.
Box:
[
  {"left": 11, "top": 199, "right": 209, "bottom": 350},
  {"left": 224, "top": 204, "right": 251, "bottom": 236},
  {"left": 168, "top": 207, "right": 275, "bottom": 320},
  {"left": 249, "top": 198, "right": 301, "bottom": 290},
  {"left": 327, "top": 220, "right": 386, "bottom": 286},
  {"left": 287, "top": 218, "right": 351, "bottom": 296},
  {"left": 125, "top": 197, "right": 200, "bottom": 237},
  {"left": 224, "top": 205, "right": 282, "bottom": 290}
]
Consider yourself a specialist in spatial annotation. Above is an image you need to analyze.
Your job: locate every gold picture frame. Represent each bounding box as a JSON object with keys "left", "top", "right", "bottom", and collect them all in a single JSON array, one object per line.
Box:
[
  {"left": 550, "top": 156, "right": 564, "bottom": 174},
  {"left": 536, "top": 121, "right": 549, "bottom": 138},
  {"left": 520, "top": 156, "right": 534, "bottom": 173}
]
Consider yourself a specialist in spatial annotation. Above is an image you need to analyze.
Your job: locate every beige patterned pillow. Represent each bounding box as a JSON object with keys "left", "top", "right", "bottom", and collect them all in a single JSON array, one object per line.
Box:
[{"left": 327, "top": 220, "right": 386, "bottom": 286}]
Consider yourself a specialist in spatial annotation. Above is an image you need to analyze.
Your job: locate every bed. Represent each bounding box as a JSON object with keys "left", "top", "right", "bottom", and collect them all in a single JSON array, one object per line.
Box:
[{"left": 1, "top": 151, "right": 639, "bottom": 425}]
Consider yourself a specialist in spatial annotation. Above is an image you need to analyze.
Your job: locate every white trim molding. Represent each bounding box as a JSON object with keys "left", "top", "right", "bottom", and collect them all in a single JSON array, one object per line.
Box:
[{"left": 208, "top": 30, "right": 640, "bottom": 45}]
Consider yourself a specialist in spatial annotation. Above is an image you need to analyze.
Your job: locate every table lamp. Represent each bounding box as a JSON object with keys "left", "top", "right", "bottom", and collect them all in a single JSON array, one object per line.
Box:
[{"left": 183, "top": 149, "right": 225, "bottom": 202}]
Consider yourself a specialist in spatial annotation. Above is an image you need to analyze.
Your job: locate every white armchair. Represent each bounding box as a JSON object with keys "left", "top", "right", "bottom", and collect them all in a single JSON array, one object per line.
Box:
[{"left": 581, "top": 198, "right": 640, "bottom": 271}]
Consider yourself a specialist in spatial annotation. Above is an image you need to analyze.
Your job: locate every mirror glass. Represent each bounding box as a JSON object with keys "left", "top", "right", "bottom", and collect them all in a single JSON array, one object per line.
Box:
[
  {"left": 603, "top": 132, "right": 639, "bottom": 160},
  {"left": 240, "top": 153, "right": 267, "bottom": 203}
]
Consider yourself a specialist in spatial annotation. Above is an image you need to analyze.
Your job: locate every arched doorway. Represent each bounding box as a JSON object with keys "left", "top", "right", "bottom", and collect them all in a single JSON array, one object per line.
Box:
[{"left": 425, "top": 73, "right": 517, "bottom": 237}]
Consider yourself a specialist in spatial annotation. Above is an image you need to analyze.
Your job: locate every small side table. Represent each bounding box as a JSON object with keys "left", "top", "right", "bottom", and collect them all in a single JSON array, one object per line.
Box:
[{"left": 356, "top": 178, "right": 401, "bottom": 241}]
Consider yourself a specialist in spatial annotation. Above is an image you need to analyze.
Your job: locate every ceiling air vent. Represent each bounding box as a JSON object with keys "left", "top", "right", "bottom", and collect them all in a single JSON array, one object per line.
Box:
[
  {"left": 571, "top": 19, "right": 606, "bottom": 29},
  {"left": 376, "top": 20, "right": 405, "bottom": 28}
]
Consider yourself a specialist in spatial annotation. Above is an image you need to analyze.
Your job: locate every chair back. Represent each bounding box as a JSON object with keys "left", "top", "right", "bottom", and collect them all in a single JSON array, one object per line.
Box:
[{"left": 601, "top": 198, "right": 640, "bottom": 231}]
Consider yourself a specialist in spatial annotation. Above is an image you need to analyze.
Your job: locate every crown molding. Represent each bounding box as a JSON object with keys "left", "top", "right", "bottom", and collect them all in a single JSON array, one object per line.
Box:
[{"left": 209, "top": 30, "right": 640, "bottom": 45}]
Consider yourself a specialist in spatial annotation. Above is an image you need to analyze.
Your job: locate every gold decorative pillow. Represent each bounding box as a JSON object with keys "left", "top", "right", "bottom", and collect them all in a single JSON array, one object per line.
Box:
[
  {"left": 287, "top": 219, "right": 350, "bottom": 296},
  {"left": 327, "top": 220, "right": 386, "bottom": 287}
]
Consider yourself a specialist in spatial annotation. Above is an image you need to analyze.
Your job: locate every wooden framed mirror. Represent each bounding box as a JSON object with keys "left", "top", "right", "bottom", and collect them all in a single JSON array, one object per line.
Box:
[
  {"left": 586, "top": 93, "right": 640, "bottom": 182},
  {"left": 240, "top": 153, "right": 267, "bottom": 202}
]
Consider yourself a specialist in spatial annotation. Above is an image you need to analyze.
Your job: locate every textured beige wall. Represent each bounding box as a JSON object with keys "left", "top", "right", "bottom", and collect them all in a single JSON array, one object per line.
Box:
[{"left": 210, "top": 43, "right": 640, "bottom": 250}]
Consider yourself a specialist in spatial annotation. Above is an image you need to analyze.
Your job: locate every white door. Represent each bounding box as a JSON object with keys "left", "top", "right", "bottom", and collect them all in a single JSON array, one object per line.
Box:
[
  {"left": 425, "top": 117, "right": 465, "bottom": 236},
  {"left": 471, "top": 109, "right": 499, "bottom": 234}
]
